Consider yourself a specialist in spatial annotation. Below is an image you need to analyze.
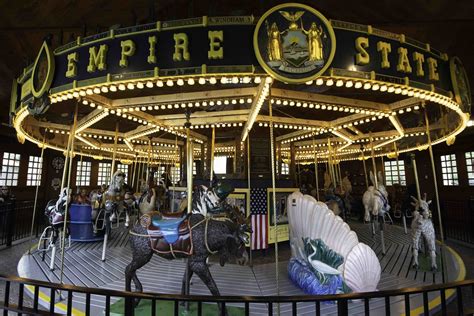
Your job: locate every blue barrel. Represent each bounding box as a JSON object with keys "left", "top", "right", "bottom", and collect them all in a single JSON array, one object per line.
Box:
[{"left": 69, "top": 204, "right": 104, "bottom": 242}]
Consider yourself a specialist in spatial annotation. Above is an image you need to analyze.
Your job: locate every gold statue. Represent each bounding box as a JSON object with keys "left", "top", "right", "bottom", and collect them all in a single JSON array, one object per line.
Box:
[
  {"left": 279, "top": 11, "right": 305, "bottom": 30},
  {"left": 267, "top": 22, "right": 282, "bottom": 61},
  {"left": 305, "top": 22, "right": 324, "bottom": 61}
]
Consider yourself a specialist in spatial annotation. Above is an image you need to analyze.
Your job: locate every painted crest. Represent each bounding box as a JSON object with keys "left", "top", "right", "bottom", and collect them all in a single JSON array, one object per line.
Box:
[
  {"left": 29, "top": 40, "right": 55, "bottom": 115},
  {"left": 450, "top": 56, "right": 471, "bottom": 114},
  {"left": 254, "top": 3, "right": 336, "bottom": 84}
]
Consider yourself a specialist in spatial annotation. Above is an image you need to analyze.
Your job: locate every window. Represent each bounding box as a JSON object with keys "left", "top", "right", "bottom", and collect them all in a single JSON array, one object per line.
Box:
[
  {"left": 27, "top": 156, "right": 42, "bottom": 186},
  {"left": 170, "top": 166, "right": 180, "bottom": 185},
  {"left": 214, "top": 156, "right": 227, "bottom": 174},
  {"left": 466, "top": 152, "right": 474, "bottom": 185},
  {"left": 281, "top": 162, "right": 289, "bottom": 175},
  {"left": 154, "top": 166, "right": 166, "bottom": 180},
  {"left": 76, "top": 161, "right": 91, "bottom": 186},
  {"left": 97, "top": 162, "right": 111, "bottom": 185},
  {"left": 117, "top": 164, "right": 129, "bottom": 183},
  {"left": 0, "top": 152, "right": 21, "bottom": 186},
  {"left": 384, "top": 160, "right": 406, "bottom": 186},
  {"left": 441, "top": 154, "right": 459, "bottom": 186}
]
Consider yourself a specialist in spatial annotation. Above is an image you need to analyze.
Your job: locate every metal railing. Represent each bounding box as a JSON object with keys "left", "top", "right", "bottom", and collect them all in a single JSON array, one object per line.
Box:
[
  {"left": 0, "top": 200, "right": 47, "bottom": 247},
  {"left": 0, "top": 274, "right": 472, "bottom": 316},
  {"left": 443, "top": 199, "right": 474, "bottom": 245}
]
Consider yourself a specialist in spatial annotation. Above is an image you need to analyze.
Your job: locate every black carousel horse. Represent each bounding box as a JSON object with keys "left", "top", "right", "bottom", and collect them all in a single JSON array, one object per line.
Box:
[{"left": 125, "top": 186, "right": 250, "bottom": 314}]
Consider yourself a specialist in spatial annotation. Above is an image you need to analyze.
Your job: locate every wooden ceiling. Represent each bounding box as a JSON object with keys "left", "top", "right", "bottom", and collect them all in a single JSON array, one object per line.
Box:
[{"left": 0, "top": 0, "right": 473, "bottom": 126}]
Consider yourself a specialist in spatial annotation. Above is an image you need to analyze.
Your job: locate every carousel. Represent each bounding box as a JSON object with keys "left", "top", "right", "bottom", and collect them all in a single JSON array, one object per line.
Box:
[{"left": 10, "top": 3, "right": 470, "bottom": 315}]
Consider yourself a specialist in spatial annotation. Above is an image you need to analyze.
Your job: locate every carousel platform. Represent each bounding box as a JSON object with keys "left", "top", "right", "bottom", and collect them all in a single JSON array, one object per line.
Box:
[{"left": 17, "top": 222, "right": 465, "bottom": 315}]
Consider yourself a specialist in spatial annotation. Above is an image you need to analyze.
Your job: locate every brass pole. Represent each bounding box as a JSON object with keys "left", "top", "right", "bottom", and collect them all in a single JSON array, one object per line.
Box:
[
  {"left": 269, "top": 99, "right": 280, "bottom": 307},
  {"left": 313, "top": 138, "right": 320, "bottom": 200},
  {"left": 146, "top": 139, "right": 152, "bottom": 181},
  {"left": 28, "top": 132, "right": 47, "bottom": 254},
  {"left": 361, "top": 149, "right": 369, "bottom": 189},
  {"left": 247, "top": 137, "right": 252, "bottom": 266},
  {"left": 59, "top": 103, "right": 79, "bottom": 285},
  {"left": 411, "top": 154, "right": 422, "bottom": 200},
  {"left": 424, "top": 108, "right": 444, "bottom": 241},
  {"left": 136, "top": 158, "right": 142, "bottom": 192},
  {"left": 131, "top": 155, "right": 137, "bottom": 190},
  {"left": 337, "top": 161, "right": 343, "bottom": 188},
  {"left": 210, "top": 127, "right": 215, "bottom": 181},
  {"left": 110, "top": 122, "right": 119, "bottom": 179},
  {"left": 370, "top": 136, "right": 378, "bottom": 189},
  {"left": 186, "top": 132, "right": 193, "bottom": 214},
  {"left": 393, "top": 143, "right": 401, "bottom": 185}
]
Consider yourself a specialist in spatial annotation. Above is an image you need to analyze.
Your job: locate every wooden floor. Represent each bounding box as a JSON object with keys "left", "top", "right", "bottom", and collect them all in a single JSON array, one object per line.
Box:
[{"left": 17, "top": 221, "right": 464, "bottom": 315}]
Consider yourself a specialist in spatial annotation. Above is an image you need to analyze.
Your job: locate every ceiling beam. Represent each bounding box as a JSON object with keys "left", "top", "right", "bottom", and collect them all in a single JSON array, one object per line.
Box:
[
  {"left": 75, "top": 108, "right": 109, "bottom": 133},
  {"left": 276, "top": 129, "right": 312, "bottom": 142},
  {"left": 241, "top": 81, "right": 269, "bottom": 142},
  {"left": 111, "top": 87, "right": 257, "bottom": 108},
  {"left": 257, "top": 115, "right": 328, "bottom": 128},
  {"left": 271, "top": 88, "right": 390, "bottom": 111}
]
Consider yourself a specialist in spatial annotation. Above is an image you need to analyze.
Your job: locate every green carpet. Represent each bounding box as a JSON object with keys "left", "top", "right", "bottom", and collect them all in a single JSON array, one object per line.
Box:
[
  {"left": 417, "top": 252, "right": 442, "bottom": 272},
  {"left": 110, "top": 298, "right": 245, "bottom": 316}
]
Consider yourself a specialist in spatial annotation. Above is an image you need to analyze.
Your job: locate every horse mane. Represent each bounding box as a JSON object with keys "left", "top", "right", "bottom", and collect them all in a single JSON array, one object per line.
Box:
[{"left": 110, "top": 170, "right": 125, "bottom": 191}]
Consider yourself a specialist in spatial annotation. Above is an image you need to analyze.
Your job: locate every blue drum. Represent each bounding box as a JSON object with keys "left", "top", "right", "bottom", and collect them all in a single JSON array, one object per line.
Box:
[{"left": 69, "top": 204, "right": 104, "bottom": 242}]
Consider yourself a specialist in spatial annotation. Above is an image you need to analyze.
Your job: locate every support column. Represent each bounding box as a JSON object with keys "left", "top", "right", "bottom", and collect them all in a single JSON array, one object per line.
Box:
[
  {"left": 424, "top": 108, "right": 444, "bottom": 241},
  {"left": 290, "top": 142, "right": 296, "bottom": 185},
  {"left": 410, "top": 154, "right": 422, "bottom": 200},
  {"left": 200, "top": 143, "right": 205, "bottom": 178}
]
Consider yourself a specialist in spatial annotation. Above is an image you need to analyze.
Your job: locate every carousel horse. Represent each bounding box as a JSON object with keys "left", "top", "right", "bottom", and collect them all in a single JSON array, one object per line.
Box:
[
  {"left": 362, "top": 171, "right": 391, "bottom": 223},
  {"left": 411, "top": 194, "right": 437, "bottom": 271},
  {"left": 341, "top": 174, "right": 353, "bottom": 218},
  {"left": 174, "top": 181, "right": 233, "bottom": 216},
  {"left": 39, "top": 187, "right": 71, "bottom": 270},
  {"left": 106, "top": 171, "right": 135, "bottom": 228},
  {"left": 138, "top": 175, "right": 168, "bottom": 216},
  {"left": 362, "top": 171, "right": 391, "bottom": 254},
  {"left": 90, "top": 184, "right": 107, "bottom": 232},
  {"left": 125, "top": 192, "right": 251, "bottom": 314},
  {"left": 101, "top": 171, "right": 136, "bottom": 261},
  {"left": 324, "top": 184, "right": 346, "bottom": 220}
]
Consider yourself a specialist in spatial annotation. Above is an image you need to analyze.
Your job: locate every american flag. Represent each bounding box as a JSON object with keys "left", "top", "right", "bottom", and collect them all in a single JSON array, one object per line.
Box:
[{"left": 250, "top": 188, "right": 268, "bottom": 250}]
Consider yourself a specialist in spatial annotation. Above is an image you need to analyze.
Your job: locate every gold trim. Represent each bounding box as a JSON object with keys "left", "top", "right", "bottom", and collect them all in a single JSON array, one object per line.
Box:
[
  {"left": 450, "top": 56, "right": 472, "bottom": 110},
  {"left": 31, "top": 41, "right": 55, "bottom": 98},
  {"left": 253, "top": 3, "right": 336, "bottom": 84}
]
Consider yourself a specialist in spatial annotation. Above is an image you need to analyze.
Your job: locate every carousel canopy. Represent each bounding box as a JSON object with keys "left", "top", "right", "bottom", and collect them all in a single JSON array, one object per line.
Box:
[{"left": 8, "top": 2, "right": 471, "bottom": 164}]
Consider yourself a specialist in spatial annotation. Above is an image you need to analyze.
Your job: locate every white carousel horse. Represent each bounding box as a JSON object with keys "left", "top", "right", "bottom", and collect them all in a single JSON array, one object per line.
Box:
[
  {"left": 39, "top": 187, "right": 71, "bottom": 270},
  {"left": 101, "top": 171, "right": 135, "bottom": 261},
  {"left": 106, "top": 171, "right": 135, "bottom": 228},
  {"left": 287, "top": 191, "right": 381, "bottom": 294},
  {"left": 171, "top": 185, "right": 221, "bottom": 216},
  {"left": 362, "top": 170, "right": 391, "bottom": 223},
  {"left": 411, "top": 194, "right": 437, "bottom": 271}
]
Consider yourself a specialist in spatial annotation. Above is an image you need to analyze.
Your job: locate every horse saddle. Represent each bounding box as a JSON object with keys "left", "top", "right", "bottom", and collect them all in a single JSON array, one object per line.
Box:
[{"left": 142, "top": 211, "right": 192, "bottom": 256}]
